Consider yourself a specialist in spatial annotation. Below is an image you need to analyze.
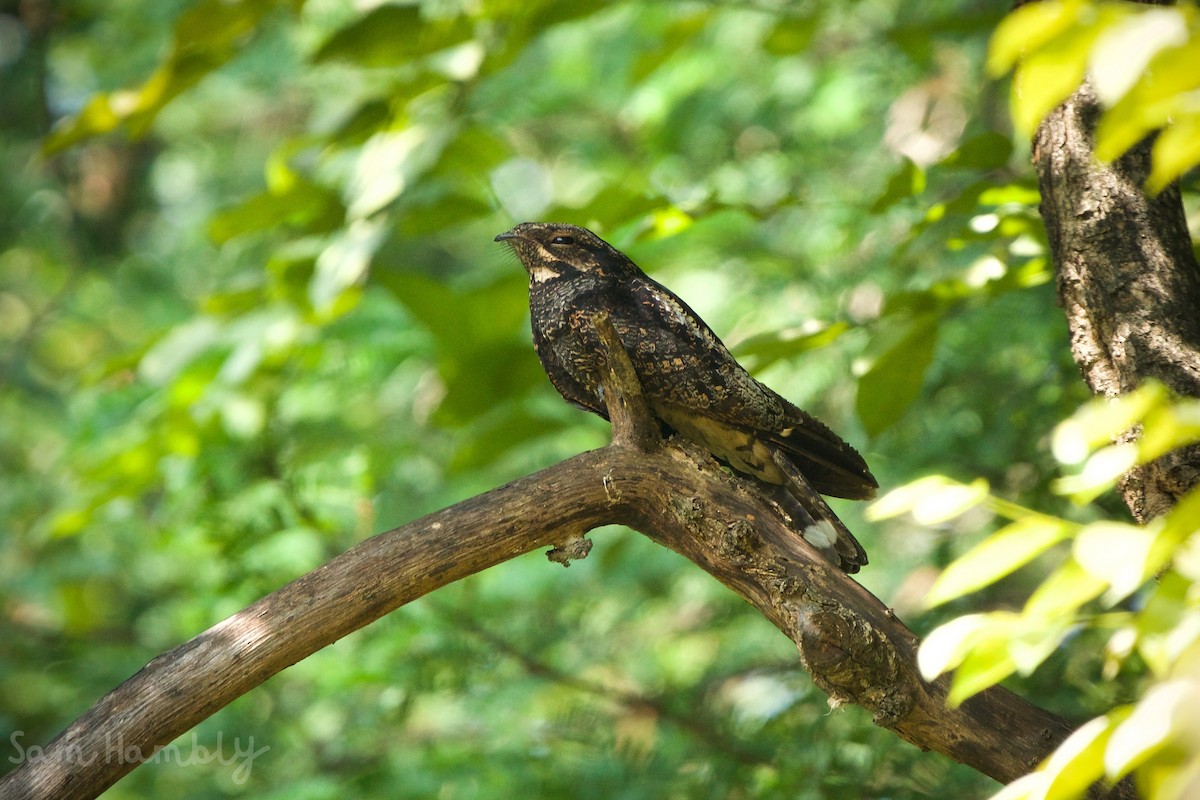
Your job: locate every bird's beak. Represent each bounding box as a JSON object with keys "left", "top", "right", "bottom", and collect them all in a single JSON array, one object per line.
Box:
[{"left": 494, "top": 230, "right": 518, "bottom": 242}]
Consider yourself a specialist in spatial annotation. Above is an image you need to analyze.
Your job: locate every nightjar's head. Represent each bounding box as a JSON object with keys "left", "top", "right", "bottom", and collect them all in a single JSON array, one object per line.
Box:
[{"left": 495, "top": 222, "right": 640, "bottom": 286}]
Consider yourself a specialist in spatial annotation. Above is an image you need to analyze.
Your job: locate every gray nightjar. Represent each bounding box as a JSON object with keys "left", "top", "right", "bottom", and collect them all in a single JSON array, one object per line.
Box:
[{"left": 496, "top": 222, "right": 877, "bottom": 572}]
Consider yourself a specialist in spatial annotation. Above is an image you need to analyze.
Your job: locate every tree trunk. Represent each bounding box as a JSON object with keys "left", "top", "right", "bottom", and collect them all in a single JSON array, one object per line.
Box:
[{"left": 1034, "top": 80, "right": 1200, "bottom": 521}]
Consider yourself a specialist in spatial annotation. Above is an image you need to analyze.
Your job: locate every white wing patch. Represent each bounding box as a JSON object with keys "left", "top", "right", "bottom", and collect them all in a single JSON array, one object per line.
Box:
[{"left": 802, "top": 520, "right": 838, "bottom": 549}]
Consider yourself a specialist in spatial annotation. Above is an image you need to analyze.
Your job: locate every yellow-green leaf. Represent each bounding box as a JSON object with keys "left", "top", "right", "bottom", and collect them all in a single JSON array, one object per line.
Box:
[
  {"left": 1105, "top": 680, "right": 1200, "bottom": 778},
  {"left": 948, "top": 636, "right": 1018, "bottom": 706},
  {"left": 1025, "top": 559, "right": 1107, "bottom": 618},
  {"left": 1089, "top": 7, "right": 1189, "bottom": 106},
  {"left": 1138, "top": 399, "right": 1200, "bottom": 462},
  {"left": 1040, "top": 715, "right": 1117, "bottom": 800},
  {"left": 988, "top": 0, "right": 1084, "bottom": 77},
  {"left": 1148, "top": 111, "right": 1200, "bottom": 194},
  {"left": 1074, "top": 521, "right": 1162, "bottom": 604},
  {"left": 918, "top": 613, "right": 995, "bottom": 681},
  {"left": 866, "top": 476, "right": 989, "bottom": 523},
  {"left": 925, "top": 517, "right": 1073, "bottom": 608},
  {"left": 1052, "top": 443, "right": 1138, "bottom": 503},
  {"left": 1008, "top": 617, "right": 1072, "bottom": 676},
  {"left": 1051, "top": 383, "right": 1166, "bottom": 465}
]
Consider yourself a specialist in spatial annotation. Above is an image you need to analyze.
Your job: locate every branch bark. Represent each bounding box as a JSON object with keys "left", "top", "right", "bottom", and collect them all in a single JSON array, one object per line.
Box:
[{"left": 1034, "top": 80, "right": 1200, "bottom": 520}]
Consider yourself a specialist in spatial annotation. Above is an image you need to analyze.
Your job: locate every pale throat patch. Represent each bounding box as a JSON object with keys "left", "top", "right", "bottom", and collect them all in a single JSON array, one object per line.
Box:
[{"left": 529, "top": 265, "right": 561, "bottom": 283}]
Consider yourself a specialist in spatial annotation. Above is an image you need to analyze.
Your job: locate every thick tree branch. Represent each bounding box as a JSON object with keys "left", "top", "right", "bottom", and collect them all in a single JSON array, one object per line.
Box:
[
  {"left": 1, "top": 300, "right": 1135, "bottom": 799},
  {"left": 1034, "top": 80, "right": 1200, "bottom": 520},
  {"left": 1, "top": 445, "right": 1129, "bottom": 799}
]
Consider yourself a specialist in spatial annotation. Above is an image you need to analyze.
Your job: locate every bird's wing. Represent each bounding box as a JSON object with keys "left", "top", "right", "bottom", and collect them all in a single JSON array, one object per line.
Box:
[{"left": 611, "top": 276, "right": 877, "bottom": 500}]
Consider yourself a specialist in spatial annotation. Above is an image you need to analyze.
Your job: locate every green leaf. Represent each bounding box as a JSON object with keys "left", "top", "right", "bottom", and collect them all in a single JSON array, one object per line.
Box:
[
  {"left": 1136, "top": 572, "right": 1200, "bottom": 676},
  {"left": 925, "top": 517, "right": 1073, "bottom": 608},
  {"left": 869, "top": 158, "right": 926, "bottom": 214},
  {"left": 1139, "top": 398, "right": 1200, "bottom": 462},
  {"left": 1105, "top": 680, "right": 1200, "bottom": 779},
  {"left": 375, "top": 272, "right": 544, "bottom": 424},
  {"left": 987, "top": 0, "right": 1084, "bottom": 77},
  {"left": 762, "top": 15, "right": 819, "bottom": 56},
  {"left": 856, "top": 313, "right": 938, "bottom": 437},
  {"left": 314, "top": 6, "right": 476, "bottom": 67},
  {"left": 1074, "top": 521, "right": 1163, "bottom": 605},
  {"left": 44, "top": 0, "right": 293, "bottom": 153},
  {"left": 947, "top": 631, "right": 1018, "bottom": 706},
  {"left": 732, "top": 321, "right": 851, "bottom": 372},
  {"left": 1040, "top": 714, "right": 1121, "bottom": 800},
  {"left": 1094, "top": 38, "right": 1200, "bottom": 166},
  {"left": 1052, "top": 443, "right": 1138, "bottom": 503},
  {"left": 918, "top": 613, "right": 995, "bottom": 681},
  {"left": 1089, "top": 7, "right": 1189, "bottom": 107},
  {"left": 867, "top": 476, "right": 989, "bottom": 523},
  {"left": 208, "top": 180, "right": 346, "bottom": 243},
  {"left": 1051, "top": 382, "right": 1167, "bottom": 465},
  {"left": 1008, "top": 25, "right": 1098, "bottom": 136},
  {"left": 938, "top": 131, "right": 1014, "bottom": 171},
  {"left": 988, "top": 772, "right": 1047, "bottom": 800},
  {"left": 1007, "top": 616, "right": 1072, "bottom": 676},
  {"left": 1024, "top": 558, "right": 1108, "bottom": 618},
  {"left": 310, "top": 220, "right": 388, "bottom": 314},
  {"left": 1148, "top": 111, "right": 1200, "bottom": 194}
]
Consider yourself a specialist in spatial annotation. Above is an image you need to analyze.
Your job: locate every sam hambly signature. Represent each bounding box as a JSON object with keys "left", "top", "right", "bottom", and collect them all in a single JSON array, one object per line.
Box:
[{"left": 8, "top": 730, "right": 269, "bottom": 785}]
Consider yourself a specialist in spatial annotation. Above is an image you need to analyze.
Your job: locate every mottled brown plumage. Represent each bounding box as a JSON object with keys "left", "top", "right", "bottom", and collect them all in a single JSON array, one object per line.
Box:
[{"left": 496, "top": 222, "right": 877, "bottom": 572}]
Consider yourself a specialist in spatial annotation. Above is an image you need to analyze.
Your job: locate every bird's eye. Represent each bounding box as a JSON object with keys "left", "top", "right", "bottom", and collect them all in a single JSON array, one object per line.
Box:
[{"left": 550, "top": 235, "right": 575, "bottom": 245}]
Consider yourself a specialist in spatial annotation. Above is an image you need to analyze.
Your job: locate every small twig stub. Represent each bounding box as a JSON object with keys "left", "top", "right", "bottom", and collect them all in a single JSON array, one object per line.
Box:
[{"left": 590, "top": 311, "right": 661, "bottom": 452}]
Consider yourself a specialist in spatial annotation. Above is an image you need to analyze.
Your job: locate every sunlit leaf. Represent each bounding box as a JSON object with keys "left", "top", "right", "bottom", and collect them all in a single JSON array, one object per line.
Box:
[
  {"left": 310, "top": 219, "right": 388, "bottom": 314},
  {"left": 925, "top": 517, "right": 1073, "bottom": 608},
  {"left": 1138, "top": 399, "right": 1200, "bottom": 463},
  {"left": 1088, "top": 7, "right": 1188, "bottom": 106},
  {"left": 1008, "top": 617, "right": 1072, "bottom": 676},
  {"left": 1024, "top": 558, "right": 1107, "bottom": 618},
  {"left": 1135, "top": 753, "right": 1200, "bottom": 800},
  {"left": 1074, "top": 521, "right": 1163, "bottom": 605},
  {"left": 1008, "top": 26, "right": 1098, "bottom": 137},
  {"left": 918, "top": 613, "right": 996, "bottom": 681},
  {"left": 1039, "top": 715, "right": 1117, "bottom": 800},
  {"left": 987, "top": 0, "right": 1084, "bottom": 76},
  {"left": 1094, "top": 40, "right": 1200, "bottom": 166},
  {"left": 988, "top": 772, "right": 1047, "bottom": 800},
  {"left": 1051, "top": 383, "right": 1167, "bottom": 465},
  {"left": 1105, "top": 680, "right": 1200, "bottom": 779},
  {"left": 947, "top": 632, "right": 1018, "bottom": 706},
  {"left": 44, "top": 0, "right": 295, "bottom": 153},
  {"left": 1148, "top": 111, "right": 1200, "bottom": 194},
  {"left": 867, "top": 476, "right": 989, "bottom": 523},
  {"left": 1136, "top": 572, "right": 1200, "bottom": 677},
  {"left": 1052, "top": 443, "right": 1137, "bottom": 503},
  {"left": 978, "top": 183, "right": 1042, "bottom": 206}
]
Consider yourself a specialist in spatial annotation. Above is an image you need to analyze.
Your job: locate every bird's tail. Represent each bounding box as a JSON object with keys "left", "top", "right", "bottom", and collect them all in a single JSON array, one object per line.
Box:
[{"left": 767, "top": 448, "right": 869, "bottom": 574}]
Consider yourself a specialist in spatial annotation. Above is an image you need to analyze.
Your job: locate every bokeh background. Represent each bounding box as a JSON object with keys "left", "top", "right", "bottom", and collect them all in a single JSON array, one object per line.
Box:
[{"left": 4, "top": 1, "right": 1190, "bottom": 797}]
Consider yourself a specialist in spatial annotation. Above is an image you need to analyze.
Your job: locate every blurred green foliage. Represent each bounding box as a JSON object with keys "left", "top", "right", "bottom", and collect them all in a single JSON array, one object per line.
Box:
[
  {"left": 877, "top": 387, "right": 1200, "bottom": 800},
  {"left": 1, "top": 1, "right": 1195, "bottom": 798}
]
